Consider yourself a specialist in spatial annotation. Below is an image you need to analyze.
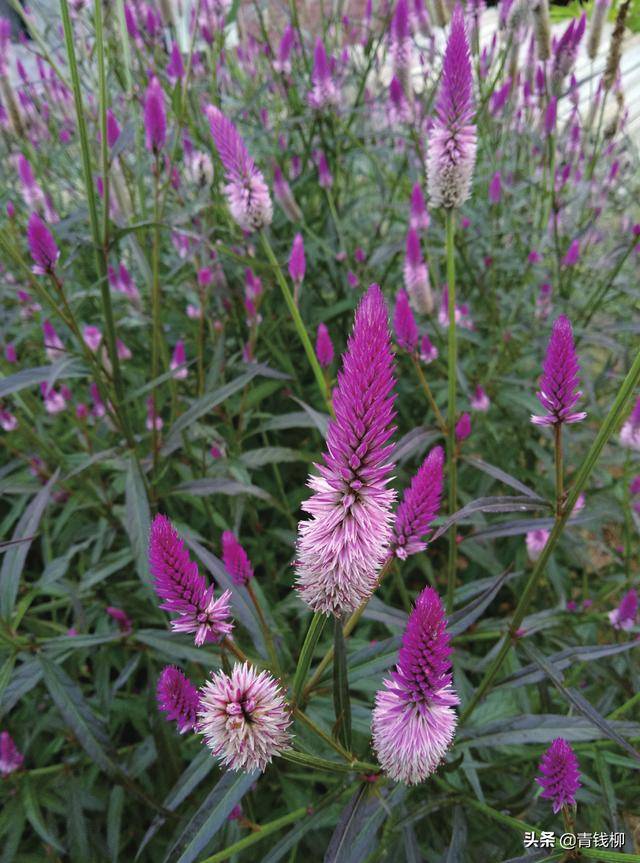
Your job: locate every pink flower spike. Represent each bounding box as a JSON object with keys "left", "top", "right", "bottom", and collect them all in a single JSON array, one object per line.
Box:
[
  {"left": 562, "top": 239, "right": 580, "bottom": 267},
  {"left": 393, "top": 289, "right": 419, "bottom": 352},
  {"left": 619, "top": 396, "right": 640, "bottom": 451},
  {"left": 410, "top": 183, "right": 430, "bottom": 231},
  {"left": 470, "top": 385, "right": 490, "bottom": 412},
  {"left": 393, "top": 446, "right": 444, "bottom": 559},
  {"left": 106, "top": 109, "right": 121, "bottom": 149},
  {"left": 295, "top": 284, "right": 397, "bottom": 616},
  {"left": 288, "top": 233, "right": 306, "bottom": 283},
  {"left": 488, "top": 171, "right": 502, "bottom": 204},
  {"left": 206, "top": 105, "right": 272, "bottom": 231},
  {"left": 149, "top": 514, "right": 233, "bottom": 646},
  {"left": 372, "top": 586, "right": 458, "bottom": 784},
  {"left": 167, "top": 41, "right": 184, "bottom": 82},
  {"left": 143, "top": 77, "right": 166, "bottom": 153},
  {"left": 27, "top": 212, "right": 59, "bottom": 274},
  {"left": 83, "top": 325, "right": 102, "bottom": 352},
  {"left": 170, "top": 340, "right": 188, "bottom": 380},
  {"left": 0, "top": 731, "right": 24, "bottom": 776},
  {"left": 531, "top": 315, "right": 586, "bottom": 427},
  {"left": 404, "top": 228, "right": 433, "bottom": 314},
  {"left": 536, "top": 739, "right": 581, "bottom": 813},
  {"left": 221, "top": 531, "right": 254, "bottom": 587},
  {"left": 5, "top": 343, "right": 17, "bottom": 363},
  {"left": 420, "top": 333, "right": 439, "bottom": 364},
  {"left": 608, "top": 589, "right": 638, "bottom": 631},
  {"left": 157, "top": 666, "right": 200, "bottom": 733},
  {"left": 315, "top": 323, "right": 334, "bottom": 368},
  {"left": 198, "top": 663, "right": 292, "bottom": 772},
  {"left": 455, "top": 412, "right": 471, "bottom": 442}
]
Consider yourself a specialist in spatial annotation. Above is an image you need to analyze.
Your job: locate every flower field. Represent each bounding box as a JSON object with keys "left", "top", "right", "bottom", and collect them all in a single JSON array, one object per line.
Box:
[{"left": 0, "top": 0, "right": 639, "bottom": 860}]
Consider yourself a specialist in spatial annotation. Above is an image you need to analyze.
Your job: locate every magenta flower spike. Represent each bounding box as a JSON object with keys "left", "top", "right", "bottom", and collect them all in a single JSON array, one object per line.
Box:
[
  {"left": 274, "top": 25, "right": 294, "bottom": 74},
  {"left": 295, "top": 284, "right": 397, "bottom": 616},
  {"left": 562, "top": 239, "right": 580, "bottom": 267},
  {"left": 393, "top": 289, "right": 419, "bottom": 352},
  {"left": 455, "top": 412, "right": 471, "bottom": 441},
  {"left": 0, "top": 731, "right": 24, "bottom": 777},
  {"left": 619, "top": 396, "right": 640, "bottom": 451},
  {"left": 372, "top": 586, "right": 458, "bottom": 784},
  {"left": 393, "top": 446, "right": 444, "bottom": 559},
  {"left": 106, "top": 606, "right": 132, "bottom": 633},
  {"left": 198, "top": 663, "right": 292, "bottom": 772},
  {"left": 106, "top": 109, "right": 121, "bottom": 149},
  {"left": 167, "top": 41, "right": 184, "bottom": 82},
  {"left": 221, "top": 531, "right": 254, "bottom": 586},
  {"left": 206, "top": 105, "right": 272, "bottom": 232},
  {"left": 420, "top": 333, "right": 439, "bottom": 364},
  {"left": 149, "top": 514, "right": 233, "bottom": 646},
  {"left": 544, "top": 96, "right": 557, "bottom": 137},
  {"left": 531, "top": 316, "right": 586, "bottom": 427},
  {"left": 608, "top": 589, "right": 638, "bottom": 631},
  {"left": 390, "top": 0, "right": 412, "bottom": 93},
  {"left": 307, "top": 37, "right": 340, "bottom": 110},
  {"left": 315, "top": 323, "right": 334, "bottom": 368},
  {"left": 403, "top": 228, "right": 433, "bottom": 314},
  {"left": 27, "top": 212, "right": 59, "bottom": 274},
  {"left": 143, "top": 76, "right": 166, "bottom": 153},
  {"left": 488, "top": 171, "right": 502, "bottom": 204},
  {"left": 427, "top": 5, "right": 476, "bottom": 209},
  {"left": 156, "top": 666, "right": 200, "bottom": 733},
  {"left": 288, "top": 233, "right": 306, "bottom": 284},
  {"left": 409, "top": 183, "right": 430, "bottom": 231},
  {"left": 470, "top": 385, "right": 490, "bottom": 412},
  {"left": 536, "top": 738, "right": 581, "bottom": 813}
]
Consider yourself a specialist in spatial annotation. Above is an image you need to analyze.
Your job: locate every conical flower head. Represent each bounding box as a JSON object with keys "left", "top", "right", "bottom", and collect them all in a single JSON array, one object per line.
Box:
[
  {"left": 0, "top": 731, "right": 24, "bottom": 776},
  {"left": 536, "top": 738, "right": 581, "bottom": 812},
  {"left": 149, "top": 514, "right": 233, "bottom": 646},
  {"left": 27, "top": 212, "right": 59, "bottom": 274},
  {"left": 295, "top": 284, "right": 397, "bottom": 616},
  {"left": 393, "top": 289, "right": 419, "bottom": 352},
  {"left": 207, "top": 105, "right": 272, "bottom": 232},
  {"left": 372, "top": 586, "right": 458, "bottom": 784},
  {"left": 198, "top": 663, "right": 292, "bottom": 772},
  {"left": 393, "top": 446, "right": 444, "bottom": 558},
  {"left": 222, "top": 531, "right": 254, "bottom": 586},
  {"left": 608, "top": 588, "right": 638, "bottom": 631},
  {"left": 404, "top": 229, "right": 433, "bottom": 314},
  {"left": 316, "top": 322, "right": 334, "bottom": 368},
  {"left": 427, "top": 5, "right": 477, "bottom": 208},
  {"left": 157, "top": 666, "right": 200, "bottom": 733},
  {"left": 308, "top": 38, "right": 340, "bottom": 110},
  {"left": 143, "top": 76, "right": 166, "bottom": 152},
  {"left": 409, "top": 183, "right": 430, "bottom": 231},
  {"left": 531, "top": 315, "right": 586, "bottom": 426}
]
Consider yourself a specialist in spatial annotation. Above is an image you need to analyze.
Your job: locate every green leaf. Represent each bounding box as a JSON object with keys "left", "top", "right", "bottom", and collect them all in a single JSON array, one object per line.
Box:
[
  {"left": 0, "top": 470, "right": 59, "bottom": 619},
  {"left": 292, "top": 613, "right": 326, "bottom": 706},
  {"left": 0, "top": 654, "right": 16, "bottom": 704},
  {"left": 21, "top": 779, "right": 65, "bottom": 854},
  {"left": 174, "top": 477, "right": 275, "bottom": 503},
  {"left": 332, "top": 617, "right": 352, "bottom": 752},
  {"left": 123, "top": 457, "right": 151, "bottom": 587},
  {"left": 239, "top": 447, "right": 310, "bottom": 469},
  {"left": 107, "top": 786, "right": 125, "bottom": 863},
  {"left": 164, "top": 769, "right": 259, "bottom": 863},
  {"left": 0, "top": 358, "right": 86, "bottom": 399},
  {"left": 325, "top": 784, "right": 405, "bottom": 863}
]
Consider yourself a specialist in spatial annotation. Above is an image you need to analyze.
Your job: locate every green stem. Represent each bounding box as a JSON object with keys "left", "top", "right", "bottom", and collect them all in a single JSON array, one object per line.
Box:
[
  {"left": 293, "top": 708, "right": 353, "bottom": 764},
  {"left": 198, "top": 808, "right": 308, "bottom": 863},
  {"left": 554, "top": 423, "right": 563, "bottom": 517},
  {"left": 151, "top": 163, "right": 162, "bottom": 482},
  {"left": 259, "top": 231, "right": 332, "bottom": 414},
  {"left": 460, "top": 346, "right": 640, "bottom": 725},
  {"left": 291, "top": 613, "right": 326, "bottom": 707},
  {"left": 411, "top": 353, "right": 447, "bottom": 435},
  {"left": 445, "top": 209, "right": 457, "bottom": 614},
  {"left": 246, "top": 581, "right": 280, "bottom": 675}
]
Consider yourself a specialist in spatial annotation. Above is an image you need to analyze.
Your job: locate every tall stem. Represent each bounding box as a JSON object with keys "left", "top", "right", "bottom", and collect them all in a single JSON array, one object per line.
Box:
[
  {"left": 445, "top": 209, "right": 457, "bottom": 614},
  {"left": 151, "top": 162, "right": 162, "bottom": 482},
  {"left": 554, "top": 423, "right": 563, "bottom": 517},
  {"left": 459, "top": 346, "right": 640, "bottom": 725}
]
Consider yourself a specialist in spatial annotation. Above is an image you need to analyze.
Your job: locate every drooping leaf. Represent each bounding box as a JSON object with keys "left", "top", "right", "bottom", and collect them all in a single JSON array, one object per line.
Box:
[{"left": 123, "top": 457, "right": 151, "bottom": 587}]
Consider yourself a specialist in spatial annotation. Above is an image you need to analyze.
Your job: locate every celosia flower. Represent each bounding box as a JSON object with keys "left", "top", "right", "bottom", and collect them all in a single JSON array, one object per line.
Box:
[
  {"left": 170, "top": 340, "right": 188, "bottom": 380},
  {"left": 42, "top": 320, "right": 64, "bottom": 361},
  {"left": 488, "top": 171, "right": 502, "bottom": 204},
  {"left": 167, "top": 41, "right": 184, "bottom": 82},
  {"left": 455, "top": 412, "right": 471, "bottom": 441},
  {"left": 157, "top": 666, "right": 200, "bottom": 733},
  {"left": 390, "top": 0, "right": 412, "bottom": 97},
  {"left": 526, "top": 528, "right": 549, "bottom": 561},
  {"left": 562, "top": 239, "right": 580, "bottom": 267},
  {"left": 145, "top": 396, "right": 163, "bottom": 431},
  {"left": 0, "top": 410, "right": 18, "bottom": 432},
  {"left": 427, "top": 5, "right": 477, "bottom": 209},
  {"left": 608, "top": 589, "right": 638, "bottom": 631},
  {"left": 536, "top": 738, "right": 581, "bottom": 813},
  {"left": 27, "top": 212, "right": 59, "bottom": 274},
  {"left": 117, "top": 339, "right": 132, "bottom": 361},
  {"left": 106, "top": 606, "right": 132, "bottom": 634},
  {"left": 273, "top": 165, "right": 301, "bottom": 222},
  {"left": 404, "top": 228, "right": 433, "bottom": 314},
  {"left": 620, "top": 397, "right": 640, "bottom": 450},
  {"left": 41, "top": 383, "right": 67, "bottom": 414},
  {"left": 149, "top": 514, "right": 233, "bottom": 646},
  {"left": 409, "top": 183, "right": 430, "bottom": 231},
  {"left": 199, "top": 663, "right": 292, "bottom": 772},
  {"left": 388, "top": 76, "right": 412, "bottom": 125},
  {"left": 295, "top": 284, "right": 397, "bottom": 616},
  {"left": 83, "top": 325, "right": 102, "bottom": 352},
  {"left": 5, "top": 343, "right": 17, "bottom": 364},
  {"left": 470, "top": 385, "right": 490, "bottom": 412},
  {"left": 372, "top": 586, "right": 458, "bottom": 784},
  {"left": 222, "top": 531, "right": 254, "bottom": 586},
  {"left": 393, "top": 289, "right": 419, "bottom": 352},
  {"left": 393, "top": 446, "right": 444, "bottom": 559},
  {"left": 17, "top": 155, "right": 44, "bottom": 209},
  {"left": 536, "top": 283, "right": 552, "bottom": 320},
  {"left": 531, "top": 316, "right": 586, "bottom": 426},
  {"left": 420, "top": 333, "right": 439, "bottom": 364},
  {"left": 307, "top": 37, "right": 340, "bottom": 110},
  {"left": 288, "top": 233, "right": 306, "bottom": 284},
  {"left": 143, "top": 76, "right": 166, "bottom": 153},
  {"left": 274, "top": 25, "right": 294, "bottom": 74},
  {"left": 551, "top": 14, "right": 585, "bottom": 94},
  {"left": 315, "top": 150, "right": 333, "bottom": 188},
  {"left": 316, "top": 323, "right": 334, "bottom": 368},
  {"left": 106, "top": 109, "right": 120, "bottom": 148},
  {"left": 207, "top": 105, "right": 272, "bottom": 231},
  {"left": 0, "top": 731, "right": 24, "bottom": 776}
]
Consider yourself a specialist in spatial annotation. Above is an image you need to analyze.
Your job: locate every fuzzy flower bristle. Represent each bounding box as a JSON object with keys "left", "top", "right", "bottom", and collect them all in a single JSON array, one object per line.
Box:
[
  {"left": 198, "top": 663, "right": 292, "bottom": 773},
  {"left": 531, "top": 315, "right": 586, "bottom": 427},
  {"left": 157, "top": 666, "right": 200, "bottom": 733},
  {"left": 372, "top": 586, "right": 458, "bottom": 784},
  {"left": 149, "top": 514, "right": 233, "bottom": 646},
  {"left": 536, "top": 738, "right": 581, "bottom": 813},
  {"left": 206, "top": 105, "right": 272, "bottom": 232},
  {"left": 427, "top": 5, "right": 477, "bottom": 209},
  {"left": 393, "top": 446, "right": 444, "bottom": 559},
  {"left": 295, "top": 284, "right": 397, "bottom": 617},
  {"left": 222, "top": 531, "right": 254, "bottom": 587}
]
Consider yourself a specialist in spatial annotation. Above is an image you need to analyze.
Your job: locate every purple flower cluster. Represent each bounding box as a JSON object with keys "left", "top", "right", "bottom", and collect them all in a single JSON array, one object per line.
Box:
[
  {"left": 531, "top": 316, "right": 586, "bottom": 427},
  {"left": 156, "top": 666, "right": 200, "bottom": 733},
  {"left": 536, "top": 738, "right": 581, "bottom": 813}
]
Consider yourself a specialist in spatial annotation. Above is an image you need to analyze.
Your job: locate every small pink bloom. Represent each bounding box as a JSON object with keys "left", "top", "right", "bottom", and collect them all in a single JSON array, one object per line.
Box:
[
  {"left": 315, "top": 323, "right": 334, "bottom": 368},
  {"left": 106, "top": 606, "right": 132, "bottom": 634},
  {"left": 526, "top": 528, "right": 549, "bottom": 561},
  {"left": 455, "top": 412, "right": 471, "bottom": 442},
  {"left": 170, "top": 340, "right": 188, "bottom": 379},
  {"left": 83, "top": 325, "right": 102, "bottom": 352},
  {"left": 470, "top": 385, "right": 490, "bottom": 412}
]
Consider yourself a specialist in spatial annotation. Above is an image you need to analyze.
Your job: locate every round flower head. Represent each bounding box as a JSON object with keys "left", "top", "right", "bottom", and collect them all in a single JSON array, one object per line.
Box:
[
  {"left": 295, "top": 285, "right": 397, "bottom": 616},
  {"left": 372, "top": 586, "right": 458, "bottom": 784},
  {"left": 157, "top": 666, "right": 200, "bottom": 733},
  {"left": 536, "top": 738, "right": 581, "bottom": 813},
  {"left": 198, "top": 663, "right": 292, "bottom": 773}
]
